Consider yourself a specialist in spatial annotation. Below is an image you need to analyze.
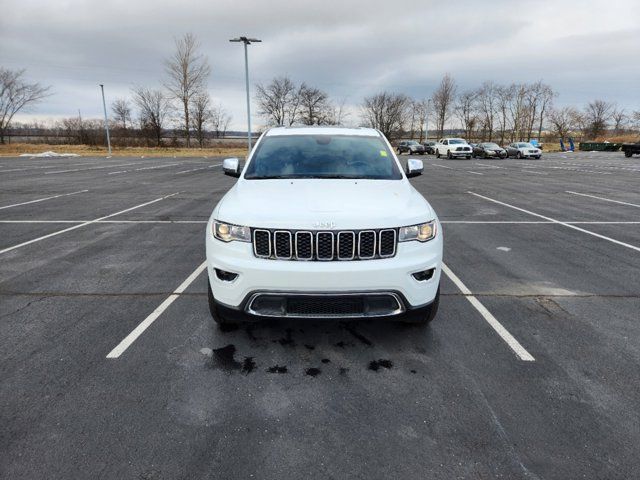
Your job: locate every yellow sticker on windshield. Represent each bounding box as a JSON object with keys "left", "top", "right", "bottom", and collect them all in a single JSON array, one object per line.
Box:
[{"left": 380, "top": 150, "right": 388, "bottom": 157}]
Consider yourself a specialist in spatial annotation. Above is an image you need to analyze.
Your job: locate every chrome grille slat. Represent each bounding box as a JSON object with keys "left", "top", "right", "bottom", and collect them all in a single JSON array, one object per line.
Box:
[
  {"left": 273, "top": 230, "right": 292, "bottom": 259},
  {"left": 358, "top": 230, "right": 376, "bottom": 259},
  {"left": 252, "top": 228, "right": 397, "bottom": 261},
  {"left": 295, "top": 231, "right": 313, "bottom": 260},
  {"left": 337, "top": 231, "right": 355, "bottom": 260},
  {"left": 253, "top": 229, "right": 271, "bottom": 258},
  {"left": 316, "top": 232, "right": 334, "bottom": 260},
  {"left": 378, "top": 229, "right": 397, "bottom": 258}
]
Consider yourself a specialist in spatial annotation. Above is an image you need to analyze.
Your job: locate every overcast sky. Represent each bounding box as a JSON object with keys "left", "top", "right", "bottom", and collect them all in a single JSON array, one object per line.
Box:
[{"left": 2, "top": 0, "right": 639, "bottom": 129}]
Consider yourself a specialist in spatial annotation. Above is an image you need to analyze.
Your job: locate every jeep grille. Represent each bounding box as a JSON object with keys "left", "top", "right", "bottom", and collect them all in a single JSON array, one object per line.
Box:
[{"left": 252, "top": 228, "right": 397, "bottom": 261}]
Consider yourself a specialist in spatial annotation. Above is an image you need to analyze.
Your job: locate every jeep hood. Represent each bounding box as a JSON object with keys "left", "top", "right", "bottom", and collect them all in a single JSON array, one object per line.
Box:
[{"left": 215, "top": 179, "right": 435, "bottom": 230}]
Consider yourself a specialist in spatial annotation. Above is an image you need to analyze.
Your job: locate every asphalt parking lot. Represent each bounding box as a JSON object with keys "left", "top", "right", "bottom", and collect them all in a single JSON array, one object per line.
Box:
[{"left": 1, "top": 151, "right": 639, "bottom": 479}]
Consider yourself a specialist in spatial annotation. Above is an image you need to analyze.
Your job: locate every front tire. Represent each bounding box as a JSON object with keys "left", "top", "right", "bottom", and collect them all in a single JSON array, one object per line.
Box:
[
  {"left": 400, "top": 286, "right": 440, "bottom": 325},
  {"left": 436, "top": 149, "right": 441, "bottom": 158},
  {"left": 447, "top": 151, "right": 452, "bottom": 159},
  {"left": 517, "top": 151, "right": 522, "bottom": 159},
  {"left": 208, "top": 279, "right": 237, "bottom": 327}
]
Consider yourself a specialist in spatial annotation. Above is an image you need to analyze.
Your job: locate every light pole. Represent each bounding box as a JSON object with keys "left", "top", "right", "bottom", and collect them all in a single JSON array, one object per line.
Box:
[
  {"left": 230, "top": 36, "right": 261, "bottom": 155},
  {"left": 99, "top": 84, "right": 112, "bottom": 156}
]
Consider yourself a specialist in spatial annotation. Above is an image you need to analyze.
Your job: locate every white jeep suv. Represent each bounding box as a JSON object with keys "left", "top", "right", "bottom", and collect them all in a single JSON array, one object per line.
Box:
[{"left": 205, "top": 127, "right": 443, "bottom": 326}]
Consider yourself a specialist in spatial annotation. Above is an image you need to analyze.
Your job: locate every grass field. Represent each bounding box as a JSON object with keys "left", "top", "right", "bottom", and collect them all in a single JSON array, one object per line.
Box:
[{"left": 0, "top": 143, "right": 248, "bottom": 158}]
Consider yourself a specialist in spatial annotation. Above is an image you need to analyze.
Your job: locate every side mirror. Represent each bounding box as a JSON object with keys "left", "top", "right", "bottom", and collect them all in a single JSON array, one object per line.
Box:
[
  {"left": 223, "top": 157, "right": 241, "bottom": 178},
  {"left": 406, "top": 158, "right": 423, "bottom": 178}
]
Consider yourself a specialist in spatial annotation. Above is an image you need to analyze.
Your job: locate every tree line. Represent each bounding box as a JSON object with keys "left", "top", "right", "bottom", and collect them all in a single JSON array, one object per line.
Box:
[
  {"left": 1, "top": 33, "right": 232, "bottom": 147},
  {"left": 2, "top": 40, "right": 640, "bottom": 147}
]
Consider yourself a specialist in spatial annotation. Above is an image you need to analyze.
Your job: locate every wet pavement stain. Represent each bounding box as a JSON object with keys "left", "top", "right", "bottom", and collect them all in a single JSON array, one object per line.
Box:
[
  {"left": 303, "top": 344, "right": 315, "bottom": 350},
  {"left": 267, "top": 365, "right": 288, "bottom": 374},
  {"left": 305, "top": 367, "right": 321, "bottom": 377},
  {"left": 242, "top": 357, "right": 256, "bottom": 375},
  {"left": 245, "top": 325, "right": 258, "bottom": 341},
  {"left": 321, "top": 358, "right": 331, "bottom": 364},
  {"left": 209, "top": 344, "right": 241, "bottom": 371},
  {"left": 368, "top": 359, "right": 393, "bottom": 372},
  {"left": 410, "top": 370, "right": 417, "bottom": 374},
  {"left": 278, "top": 328, "right": 295, "bottom": 347},
  {"left": 339, "top": 367, "right": 349, "bottom": 375},
  {"left": 334, "top": 341, "right": 355, "bottom": 348},
  {"left": 342, "top": 323, "right": 373, "bottom": 346}
]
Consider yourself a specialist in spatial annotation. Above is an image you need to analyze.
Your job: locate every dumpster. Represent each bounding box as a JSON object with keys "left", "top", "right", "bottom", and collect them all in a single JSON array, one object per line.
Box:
[{"left": 579, "top": 142, "right": 622, "bottom": 152}]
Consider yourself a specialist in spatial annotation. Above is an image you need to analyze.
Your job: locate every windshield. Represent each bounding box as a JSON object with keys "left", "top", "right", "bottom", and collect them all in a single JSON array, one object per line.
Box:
[
  {"left": 449, "top": 139, "right": 465, "bottom": 144},
  {"left": 407, "top": 141, "right": 419, "bottom": 145},
  {"left": 484, "top": 143, "right": 500, "bottom": 149},
  {"left": 519, "top": 143, "right": 533, "bottom": 148},
  {"left": 244, "top": 134, "right": 403, "bottom": 180}
]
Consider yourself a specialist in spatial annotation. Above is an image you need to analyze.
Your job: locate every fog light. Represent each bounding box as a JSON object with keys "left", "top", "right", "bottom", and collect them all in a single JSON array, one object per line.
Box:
[
  {"left": 412, "top": 268, "right": 434, "bottom": 282},
  {"left": 215, "top": 268, "right": 239, "bottom": 282}
]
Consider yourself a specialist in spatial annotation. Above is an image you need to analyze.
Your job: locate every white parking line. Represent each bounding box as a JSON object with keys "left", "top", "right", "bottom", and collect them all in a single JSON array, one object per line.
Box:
[
  {"left": 45, "top": 163, "right": 142, "bottom": 174},
  {"left": 0, "top": 190, "right": 88, "bottom": 210},
  {"left": 566, "top": 191, "right": 640, "bottom": 209},
  {"left": 432, "top": 164, "right": 454, "bottom": 169},
  {"left": 0, "top": 192, "right": 180, "bottom": 255},
  {"left": 467, "top": 171, "right": 483, "bottom": 175},
  {"left": 476, "top": 163, "right": 504, "bottom": 169},
  {"left": 469, "top": 191, "right": 640, "bottom": 252},
  {"left": 134, "top": 163, "right": 181, "bottom": 171},
  {"left": 106, "top": 261, "right": 207, "bottom": 358},
  {"left": 175, "top": 164, "right": 221, "bottom": 174},
  {"left": 108, "top": 170, "right": 128, "bottom": 175},
  {"left": 442, "top": 263, "right": 535, "bottom": 361}
]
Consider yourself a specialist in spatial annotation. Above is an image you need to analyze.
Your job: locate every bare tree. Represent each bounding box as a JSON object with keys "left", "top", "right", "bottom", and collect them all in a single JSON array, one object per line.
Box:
[
  {"left": 507, "top": 84, "right": 529, "bottom": 142},
  {"left": 431, "top": 73, "right": 457, "bottom": 138},
  {"left": 535, "top": 83, "right": 555, "bottom": 141},
  {"left": 476, "top": 81, "right": 497, "bottom": 141},
  {"left": 111, "top": 98, "right": 131, "bottom": 130},
  {"left": 495, "top": 85, "right": 512, "bottom": 145},
  {"left": 164, "top": 33, "right": 211, "bottom": 147},
  {"left": 584, "top": 99, "right": 614, "bottom": 139},
  {"left": 190, "top": 92, "right": 213, "bottom": 147},
  {"left": 548, "top": 106, "right": 578, "bottom": 140},
  {"left": 298, "top": 84, "right": 331, "bottom": 125},
  {"left": 632, "top": 110, "right": 640, "bottom": 131},
  {"left": 361, "top": 92, "right": 409, "bottom": 140},
  {"left": 611, "top": 108, "right": 627, "bottom": 134},
  {"left": 410, "top": 99, "right": 429, "bottom": 142},
  {"left": 255, "top": 76, "right": 301, "bottom": 126},
  {"left": 132, "top": 87, "right": 171, "bottom": 146},
  {"left": 0, "top": 68, "right": 51, "bottom": 144},
  {"left": 211, "top": 103, "right": 232, "bottom": 138},
  {"left": 455, "top": 90, "right": 478, "bottom": 141}
]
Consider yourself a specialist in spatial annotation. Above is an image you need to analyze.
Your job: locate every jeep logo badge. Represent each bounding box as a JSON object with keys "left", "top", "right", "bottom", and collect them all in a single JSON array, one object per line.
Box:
[{"left": 314, "top": 221, "right": 336, "bottom": 229}]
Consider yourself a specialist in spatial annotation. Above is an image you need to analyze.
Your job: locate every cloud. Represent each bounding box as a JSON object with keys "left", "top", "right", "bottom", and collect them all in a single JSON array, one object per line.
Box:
[{"left": 2, "top": 0, "right": 639, "bottom": 128}]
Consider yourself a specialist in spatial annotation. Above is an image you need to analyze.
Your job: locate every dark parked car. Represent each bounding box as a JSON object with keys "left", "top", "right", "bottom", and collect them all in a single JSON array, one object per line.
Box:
[
  {"left": 473, "top": 142, "right": 507, "bottom": 159},
  {"left": 397, "top": 140, "right": 426, "bottom": 155},
  {"left": 621, "top": 142, "right": 640, "bottom": 157},
  {"left": 422, "top": 141, "right": 437, "bottom": 154}
]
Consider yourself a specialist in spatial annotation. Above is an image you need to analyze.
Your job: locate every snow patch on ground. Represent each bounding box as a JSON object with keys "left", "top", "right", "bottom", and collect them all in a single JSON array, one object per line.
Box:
[{"left": 19, "top": 151, "right": 80, "bottom": 158}]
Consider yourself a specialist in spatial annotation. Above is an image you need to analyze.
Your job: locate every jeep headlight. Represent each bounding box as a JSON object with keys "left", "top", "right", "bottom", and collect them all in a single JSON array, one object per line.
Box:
[
  {"left": 213, "top": 221, "right": 251, "bottom": 242},
  {"left": 399, "top": 221, "right": 437, "bottom": 242}
]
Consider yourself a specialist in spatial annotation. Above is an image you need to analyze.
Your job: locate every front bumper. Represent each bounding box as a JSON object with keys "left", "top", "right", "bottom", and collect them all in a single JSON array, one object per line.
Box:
[{"left": 205, "top": 227, "right": 442, "bottom": 310}]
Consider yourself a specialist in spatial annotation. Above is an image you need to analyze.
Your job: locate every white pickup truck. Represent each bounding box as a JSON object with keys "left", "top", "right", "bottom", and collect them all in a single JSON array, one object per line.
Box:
[{"left": 434, "top": 138, "right": 473, "bottom": 159}]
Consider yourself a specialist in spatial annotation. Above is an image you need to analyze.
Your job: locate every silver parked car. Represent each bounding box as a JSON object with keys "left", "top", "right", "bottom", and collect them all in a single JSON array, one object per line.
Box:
[{"left": 506, "top": 142, "right": 542, "bottom": 159}]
